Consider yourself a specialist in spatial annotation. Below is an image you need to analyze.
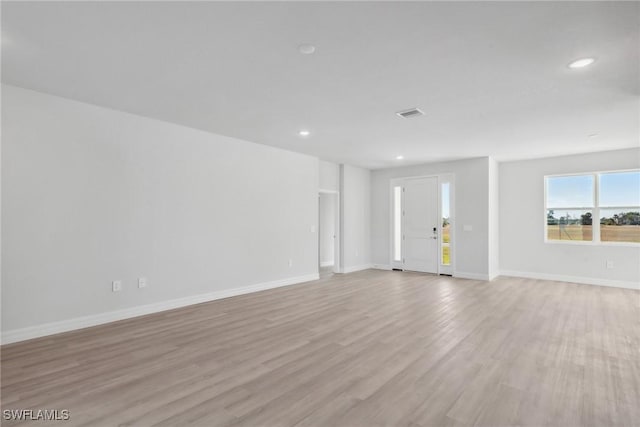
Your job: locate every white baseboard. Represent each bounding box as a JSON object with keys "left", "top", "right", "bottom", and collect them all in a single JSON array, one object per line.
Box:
[
  {"left": 372, "top": 264, "right": 392, "bottom": 270},
  {"left": 454, "top": 271, "right": 491, "bottom": 281},
  {"left": 1, "top": 273, "right": 319, "bottom": 345},
  {"left": 341, "top": 264, "right": 374, "bottom": 274},
  {"left": 320, "top": 261, "right": 334, "bottom": 267},
  {"left": 499, "top": 270, "right": 639, "bottom": 290}
]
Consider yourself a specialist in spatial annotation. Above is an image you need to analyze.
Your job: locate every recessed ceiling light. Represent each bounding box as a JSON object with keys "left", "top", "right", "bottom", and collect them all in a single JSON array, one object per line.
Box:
[
  {"left": 298, "top": 44, "right": 316, "bottom": 55},
  {"left": 568, "top": 58, "right": 595, "bottom": 69},
  {"left": 396, "top": 155, "right": 404, "bottom": 160},
  {"left": 298, "top": 130, "right": 310, "bottom": 137}
]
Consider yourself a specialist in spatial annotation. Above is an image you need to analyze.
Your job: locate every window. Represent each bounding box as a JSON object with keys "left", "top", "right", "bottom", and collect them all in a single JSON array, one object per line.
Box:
[
  {"left": 393, "top": 186, "right": 402, "bottom": 261},
  {"left": 599, "top": 171, "right": 640, "bottom": 243},
  {"left": 546, "top": 175, "right": 594, "bottom": 242},
  {"left": 545, "top": 170, "right": 640, "bottom": 244},
  {"left": 441, "top": 182, "right": 450, "bottom": 265}
]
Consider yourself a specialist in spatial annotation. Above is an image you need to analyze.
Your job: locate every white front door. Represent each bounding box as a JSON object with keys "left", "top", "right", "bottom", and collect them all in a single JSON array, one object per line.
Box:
[{"left": 403, "top": 177, "right": 439, "bottom": 273}]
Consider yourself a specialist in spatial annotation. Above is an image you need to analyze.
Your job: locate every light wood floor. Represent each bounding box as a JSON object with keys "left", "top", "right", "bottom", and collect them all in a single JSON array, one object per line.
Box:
[{"left": 2, "top": 270, "right": 639, "bottom": 426}]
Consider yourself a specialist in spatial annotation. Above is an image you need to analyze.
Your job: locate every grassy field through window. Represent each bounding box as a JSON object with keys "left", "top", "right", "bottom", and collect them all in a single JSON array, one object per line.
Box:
[
  {"left": 442, "top": 225, "right": 450, "bottom": 265},
  {"left": 546, "top": 224, "right": 592, "bottom": 241},
  {"left": 546, "top": 225, "right": 640, "bottom": 243},
  {"left": 601, "top": 225, "right": 640, "bottom": 242}
]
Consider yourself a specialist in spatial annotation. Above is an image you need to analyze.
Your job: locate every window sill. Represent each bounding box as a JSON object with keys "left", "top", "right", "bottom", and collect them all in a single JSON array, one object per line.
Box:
[{"left": 544, "top": 239, "right": 640, "bottom": 247}]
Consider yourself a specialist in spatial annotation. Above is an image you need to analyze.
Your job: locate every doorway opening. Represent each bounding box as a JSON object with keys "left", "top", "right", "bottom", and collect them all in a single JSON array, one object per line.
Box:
[{"left": 319, "top": 191, "right": 339, "bottom": 278}]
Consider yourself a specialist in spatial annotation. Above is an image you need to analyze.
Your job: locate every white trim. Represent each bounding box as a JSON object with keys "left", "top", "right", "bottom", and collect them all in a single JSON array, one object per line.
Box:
[
  {"left": 1, "top": 273, "right": 319, "bottom": 345},
  {"left": 500, "top": 270, "right": 639, "bottom": 290},
  {"left": 318, "top": 188, "right": 339, "bottom": 194},
  {"left": 341, "top": 264, "right": 374, "bottom": 274},
  {"left": 543, "top": 239, "right": 640, "bottom": 247},
  {"left": 320, "top": 261, "right": 334, "bottom": 267},
  {"left": 544, "top": 168, "right": 640, "bottom": 178},
  {"left": 372, "top": 264, "right": 392, "bottom": 270},
  {"left": 454, "top": 271, "right": 491, "bottom": 281}
]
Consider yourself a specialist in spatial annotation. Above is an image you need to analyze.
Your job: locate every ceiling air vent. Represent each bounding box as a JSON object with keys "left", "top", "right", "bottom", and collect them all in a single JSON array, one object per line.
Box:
[{"left": 396, "top": 108, "right": 424, "bottom": 119}]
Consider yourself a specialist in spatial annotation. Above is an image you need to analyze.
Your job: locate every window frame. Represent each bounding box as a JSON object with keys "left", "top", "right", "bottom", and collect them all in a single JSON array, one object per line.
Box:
[{"left": 544, "top": 169, "right": 640, "bottom": 247}]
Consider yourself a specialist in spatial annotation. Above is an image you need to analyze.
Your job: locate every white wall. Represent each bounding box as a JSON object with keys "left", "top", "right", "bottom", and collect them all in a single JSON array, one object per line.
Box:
[
  {"left": 371, "top": 157, "right": 491, "bottom": 279},
  {"left": 499, "top": 148, "right": 640, "bottom": 289},
  {"left": 488, "top": 157, "right": 500, "bottom": 280},
  {"left": 319, "top": 160, "right": 339, "bottom": 192},
  {"left": 340, "top": 164, "right": 371, "bottom": 272},
  {"left": 319, "top": 193, "right": 336, "bottom": 266},
  {"left": 2, "top": 85, "right": 320, "bottom": 338}
]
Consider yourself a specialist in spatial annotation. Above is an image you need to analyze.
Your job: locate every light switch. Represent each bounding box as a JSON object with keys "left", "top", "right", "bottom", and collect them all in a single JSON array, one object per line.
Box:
[{"left": 463, "top": 225, "right": 473, "bottom": 232}]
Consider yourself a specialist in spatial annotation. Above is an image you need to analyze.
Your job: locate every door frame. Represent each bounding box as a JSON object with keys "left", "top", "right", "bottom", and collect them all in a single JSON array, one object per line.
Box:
[
  {"left": 319, "top": 189, "right": 341, "bottom": 274},
  {"left": 388, "top": 173, "right": 455, "bottom": 274}
]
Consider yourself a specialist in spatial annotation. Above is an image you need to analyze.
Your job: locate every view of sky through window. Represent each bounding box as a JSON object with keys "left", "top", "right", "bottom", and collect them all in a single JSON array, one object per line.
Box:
[
  {"left": 547, "top": 175, "right": 594, "bottom": 208},
  {"left": 599, "top": 171, "right": 640, "bottom": 207}
]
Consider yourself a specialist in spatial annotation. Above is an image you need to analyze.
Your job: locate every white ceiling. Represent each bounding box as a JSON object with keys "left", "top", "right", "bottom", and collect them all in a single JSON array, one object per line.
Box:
[{"left": 2, "top": 1, "right": 639, "bottom": 169}]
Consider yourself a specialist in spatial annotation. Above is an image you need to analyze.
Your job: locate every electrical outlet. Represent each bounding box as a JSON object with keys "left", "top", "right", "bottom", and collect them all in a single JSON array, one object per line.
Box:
[
  {"left": 112, "top": 280, "right": 122, "bottom": 292},
  {"left": 288, "top": 259, "right": 293, "bottom": 267},
  {"left": 606, "top": 260, "right": 614, "bottom": 269},
  {"left": 138, "top": 277, "right": 147, "bottom": 288}
]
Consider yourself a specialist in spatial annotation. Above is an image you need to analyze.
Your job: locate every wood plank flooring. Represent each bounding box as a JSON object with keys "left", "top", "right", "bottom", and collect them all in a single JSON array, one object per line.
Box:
[{"left": 2, "top": 270, "right": 639, "bottom": 426}]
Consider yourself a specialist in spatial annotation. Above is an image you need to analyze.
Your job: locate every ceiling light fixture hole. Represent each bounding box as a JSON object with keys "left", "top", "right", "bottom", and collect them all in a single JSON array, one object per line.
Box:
[{"left": 298, "top": 44, "right": 316, "bottom": 55}]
